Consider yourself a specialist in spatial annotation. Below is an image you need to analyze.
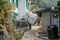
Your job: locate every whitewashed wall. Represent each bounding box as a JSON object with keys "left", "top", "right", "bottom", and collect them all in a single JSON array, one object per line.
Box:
[{"left": 18, "top": 0, "right": 26, "bottom": 19}]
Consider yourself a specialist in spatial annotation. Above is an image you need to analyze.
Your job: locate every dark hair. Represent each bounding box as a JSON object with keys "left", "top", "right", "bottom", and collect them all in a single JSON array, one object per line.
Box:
[{"left": 36, "top": 11, "right": 42, "bottom": 17}]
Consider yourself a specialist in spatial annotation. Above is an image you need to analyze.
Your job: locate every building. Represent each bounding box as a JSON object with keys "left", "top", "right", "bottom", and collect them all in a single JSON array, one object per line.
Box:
[
  {"left": 9, "top": 0, "right": 29, "bottom": 10},
  {"left": 9, "top": 0, "right": 30, "bottom": 19}
]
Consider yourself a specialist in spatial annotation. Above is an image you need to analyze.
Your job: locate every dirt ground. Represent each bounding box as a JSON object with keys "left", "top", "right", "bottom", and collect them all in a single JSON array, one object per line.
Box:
[{"left": 21, "top": 26, "right": 44, "bottom": 40}]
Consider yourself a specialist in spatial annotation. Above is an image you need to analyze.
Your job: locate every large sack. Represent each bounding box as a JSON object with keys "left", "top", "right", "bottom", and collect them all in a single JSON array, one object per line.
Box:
[{"left": 26, "top": 10, "right": 38, "bottom": 25}]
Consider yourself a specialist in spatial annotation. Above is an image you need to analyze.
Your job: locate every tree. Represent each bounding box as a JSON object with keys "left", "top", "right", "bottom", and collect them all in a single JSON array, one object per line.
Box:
[
  {"left": 0, "top": 0, "right": 10, "bottom": 25},
  {"left": 39, "top": 0, "right": 58, "bottom": 7}
]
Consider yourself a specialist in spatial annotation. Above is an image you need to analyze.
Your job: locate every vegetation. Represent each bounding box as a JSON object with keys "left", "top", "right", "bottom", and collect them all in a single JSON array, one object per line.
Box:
[
  {"left": 39, "top": 0, "right": 58, "bottom": 7},
  {"left": 0, "top": 0, "right": 24, "bottom": 40},
  {"left": 0, "top": 0, "right": 10, "bottom": 18},
  {"left": 30, "top": 0, "right": 58, "bottom": 12}
]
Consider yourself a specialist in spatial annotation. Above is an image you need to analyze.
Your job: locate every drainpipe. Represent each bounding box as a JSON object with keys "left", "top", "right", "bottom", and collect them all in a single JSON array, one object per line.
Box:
[{"left": 16, "top": 0, "right": 18, "bottom": 8}]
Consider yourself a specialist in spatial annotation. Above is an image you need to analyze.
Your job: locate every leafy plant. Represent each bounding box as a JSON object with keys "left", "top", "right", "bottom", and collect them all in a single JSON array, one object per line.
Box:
[
  {"left": 39, "top": 0, "right": 58, "bottom": 7},
  {"left": 0, "top": 0, "right": 10, "bottom": 25},
  {"left": 0, "top": 0, "right": 10, "bottom": 10}
]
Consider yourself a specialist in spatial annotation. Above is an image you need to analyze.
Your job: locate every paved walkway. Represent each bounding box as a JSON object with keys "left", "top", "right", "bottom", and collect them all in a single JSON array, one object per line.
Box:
[
  {"left": 21, "top": 30, "right": 42, "bottom": 40},
  {"left": 21, "top": 26, "right": 42, "bottom": 40}
]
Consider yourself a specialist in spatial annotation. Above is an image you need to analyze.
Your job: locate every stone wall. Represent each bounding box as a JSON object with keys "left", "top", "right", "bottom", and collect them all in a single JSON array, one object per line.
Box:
[{"left": 41, "top": 13, "right": 50, "bottom": 33}]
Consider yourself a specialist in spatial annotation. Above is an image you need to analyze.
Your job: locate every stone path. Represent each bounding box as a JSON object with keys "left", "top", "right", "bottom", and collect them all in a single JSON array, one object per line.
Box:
[
  {"left": 21, "top": 30, "right": 42, "bottom": 40},
  {"left": 21, "top": 26, "right": 43, "bottom": 40}
]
